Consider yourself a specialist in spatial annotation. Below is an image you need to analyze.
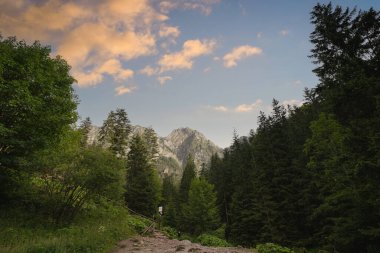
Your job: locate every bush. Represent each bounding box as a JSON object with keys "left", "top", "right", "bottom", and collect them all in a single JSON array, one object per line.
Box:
[
  {"left": 196, "top": 234, "right": 231, "bottom": 247},
  {"left": 256, "top": 243, "right": 295, "bottom": 253},
  {"left": 161, "top": 226, "right": 179, "bottom": 239}
]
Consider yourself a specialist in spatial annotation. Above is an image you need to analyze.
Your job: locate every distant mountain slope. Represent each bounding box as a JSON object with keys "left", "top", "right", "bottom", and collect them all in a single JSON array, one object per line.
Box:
[{"left": 86, "top": 126, "right": 223, "bottom": 181}]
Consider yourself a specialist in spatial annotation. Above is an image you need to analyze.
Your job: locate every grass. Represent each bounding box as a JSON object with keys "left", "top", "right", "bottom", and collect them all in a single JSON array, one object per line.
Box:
[{"left": 0, "top": 201, "right": 151, "bottom": 253}]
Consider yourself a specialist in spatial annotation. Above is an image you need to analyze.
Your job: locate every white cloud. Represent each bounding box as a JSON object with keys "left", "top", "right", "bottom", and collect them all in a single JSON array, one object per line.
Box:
[
  {"left": 279, "top": 29, "right": 290, "bottom": 36},
  {"left": 157, "top": 76, "right": 172, "bottom": 85},
  {"left": 159, "top": 0, "right": 221, "bottom": 15},
  {"left": 282, "top": 99, "right": 304, "bottom": 107},
  {"left": 223, "top": 45, "right": 262, "bottom": 68},
  {"left": 115, "top": 85, "right": 136, "bottom": 96},
  {"left": 207, "top": 99, "right": 265, "bottom": 113},
  {"left": 257, "top": 32, "right": 263, "bottom": 38},
  {"left": 158, "top": 39, "right": 216, "bottom": 72},
  {"left": 234, "top": 99, "right": 263, "bottom": 113},
  {"left": 212, "top": 105, "right": 228, "bottom": 112}
]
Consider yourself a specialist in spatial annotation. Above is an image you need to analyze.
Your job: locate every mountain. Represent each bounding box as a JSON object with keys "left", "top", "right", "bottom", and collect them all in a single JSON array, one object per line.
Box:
[
  {"left": 86, "top": 125, "right": 223, "bottom": 181},
  {"left": 157, "top": 127, "right": 223, "bottom": 180}
]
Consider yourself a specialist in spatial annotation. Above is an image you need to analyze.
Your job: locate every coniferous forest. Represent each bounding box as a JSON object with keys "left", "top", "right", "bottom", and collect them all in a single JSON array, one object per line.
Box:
[
  {"left": 1, "top": 3, "right": 379, "bottom": 253},
  {"left": 201, "top": 3, "right": 380, "bottom": 252}
]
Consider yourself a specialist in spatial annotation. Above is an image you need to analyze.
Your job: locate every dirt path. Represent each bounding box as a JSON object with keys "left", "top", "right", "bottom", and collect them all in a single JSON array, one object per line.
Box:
[{"left": 111, "top": 231, "right": 256, "bottom": 253}]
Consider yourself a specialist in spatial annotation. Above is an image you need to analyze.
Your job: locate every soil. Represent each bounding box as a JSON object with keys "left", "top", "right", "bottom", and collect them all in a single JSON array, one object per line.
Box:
[{"left": 110, "top": 231, "right": 256, "bottom": 253}]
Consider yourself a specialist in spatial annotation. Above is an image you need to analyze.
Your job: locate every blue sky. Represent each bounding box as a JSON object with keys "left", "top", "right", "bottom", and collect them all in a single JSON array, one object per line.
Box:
[{"left": 1, "top": 0, "right": 379, "bottom": 147}]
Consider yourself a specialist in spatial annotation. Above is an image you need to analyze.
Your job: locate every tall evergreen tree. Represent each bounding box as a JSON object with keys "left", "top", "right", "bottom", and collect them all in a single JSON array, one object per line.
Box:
[
  {"left": 179, "top": 155, "right": 196, "bottom": 203},
  {"left": 181, "top": 178, "right": 220, "bottom": 235},
  {"left": 78, "top": 117, "right": 92, "bottom": 147},
  {"left": 99, "top": 108, "right": 131, "bottom": 158},
  {"left": 125, "top": 134, "right": 160, "bottom": 217}
]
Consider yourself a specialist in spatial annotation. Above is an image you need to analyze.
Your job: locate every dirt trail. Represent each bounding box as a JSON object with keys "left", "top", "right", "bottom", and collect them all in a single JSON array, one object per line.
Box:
[{"left": 111, "top": 231, "right": 256, "bottom": 253}]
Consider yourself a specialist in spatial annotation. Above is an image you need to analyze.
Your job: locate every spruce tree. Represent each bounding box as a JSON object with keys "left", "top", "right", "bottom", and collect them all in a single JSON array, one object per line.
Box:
[
  {"left": 181, "top": 178, "right": 220, "bottom": 235},
  {"left": 78, "top": 117, "right": 92, "bottom": 147},
  {"left": 179, "top": 155, "right": 196, "bottom": 203},
  {"left": 99, "top": 108, "right": 131, "bottom": 158},
  {"left": 125, "top": 134, "right": 160, "bottom": 217}
]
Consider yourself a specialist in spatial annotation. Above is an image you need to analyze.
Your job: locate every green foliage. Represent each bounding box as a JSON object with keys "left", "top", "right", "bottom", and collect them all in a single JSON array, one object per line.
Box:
[
  {"left": 125, "top": 134, "right": 161, "bottom": 217},
  {"left": 30, "top": 130, "right": 125, "bottom": 224},
  {"left": 181, "top": 178, "right": 220, "bottom": 235},
  {"left": 0, "top": 36, "right": 77, "bottom": 204},
  {"left": 179, "top": 155, "right": 196, "bottom": 203},
  {"left": 0, "top": 202, "right": 140, "bottom": 253},
  {"left": 161, "top": 226, "right": 179, "bottom": 239},
  {"left": 196, "top": 234, "right": 231, "bottom": 247},
  {"left": 98, "top": 108, "right": 131, "bottom": 158},
  {"left": 256, "top": 243, "right": 295, "bottom": 253}
]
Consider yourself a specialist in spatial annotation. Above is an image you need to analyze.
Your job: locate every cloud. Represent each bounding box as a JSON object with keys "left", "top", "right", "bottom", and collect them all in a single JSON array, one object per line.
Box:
[
  {"left": 140, "top": 65, "right": 158, "bottom": 76},
  {"left": 282, "top": 99, "right": 304, "bottom": 107},
  {"left": 211, "top": 105, "right": 228, "bottom": 112},
  {"left": 157, "top": 76, "right": 172, "bottom": 85},
  {"left": 159, "top": 25, "right": 180, "bottom": 38},
  {"left": 159, "top": 0, "right": 221, "bottom": 15},
  {"left": 158, "top": 39, "right": 216, "bottom": 72},
  {"left": 207, "top": 99, "right": 264, "bottom": 113},
  {"left": 294, "top": 80, "right": 302, "bottom": 86},
  {"left": 223, "top": 45, "right": 262, "bottom": 68},
  {"left": 115, "top": 85, "right": 137, "bottom": 96},
  {"left": 279, "top": 29, "right": 290, "bottom": 36},
  {"left": 235, "top": 99, "right": 263, "bottom": 113},
  {"left": 257, "top": 32, "right": 263, "bottom": 38},
  {"left": 0, "top": 0, "right": 173, "bottom": 87}
]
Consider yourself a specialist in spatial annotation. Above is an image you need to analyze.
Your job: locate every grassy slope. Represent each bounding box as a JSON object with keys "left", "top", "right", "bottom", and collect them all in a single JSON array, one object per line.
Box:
[{"left": 0, "top": 202, "right": 151, "bottom": 253}]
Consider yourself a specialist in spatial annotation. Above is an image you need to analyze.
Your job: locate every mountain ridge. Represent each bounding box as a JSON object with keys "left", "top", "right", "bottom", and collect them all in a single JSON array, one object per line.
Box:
[{"left": 87, "top": 125, "right": 223, "bottom": 181}]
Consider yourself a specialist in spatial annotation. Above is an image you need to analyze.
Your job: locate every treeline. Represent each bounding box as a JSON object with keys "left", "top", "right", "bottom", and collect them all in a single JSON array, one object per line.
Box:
[{"left": 203, "top": 4, "right": 380, "bottom": 252}]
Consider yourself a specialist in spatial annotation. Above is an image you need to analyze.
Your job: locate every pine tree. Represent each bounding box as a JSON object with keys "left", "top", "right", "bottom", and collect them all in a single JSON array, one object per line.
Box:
[
  {"left": 181, "top": 178, "right": 220, "bottom": 235},
  {"left": 179, "top": 155, "right": 196, "bottom": 203},
  {"left": 99, "top": 108, "right": 131, "bottom": 158},
  {"left": 143, "top": 127, "right": 159, "bottom": 164},
  {"left": 125, "top": 134, "right": 161, "bottom": 217},
  {"left": 78, "top": 117, "right": 92, "bottom": 147}
]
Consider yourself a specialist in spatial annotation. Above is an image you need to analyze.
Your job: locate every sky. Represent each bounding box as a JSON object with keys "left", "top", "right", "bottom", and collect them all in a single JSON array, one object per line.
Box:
[{"left": 1, "top": 0, "right": 379, "bottom": 148}]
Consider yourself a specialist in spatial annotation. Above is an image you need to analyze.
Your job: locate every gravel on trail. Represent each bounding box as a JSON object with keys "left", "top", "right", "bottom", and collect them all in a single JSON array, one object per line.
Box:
[{"left": 110, "top": 231, "right": 256, "bottom": 253}]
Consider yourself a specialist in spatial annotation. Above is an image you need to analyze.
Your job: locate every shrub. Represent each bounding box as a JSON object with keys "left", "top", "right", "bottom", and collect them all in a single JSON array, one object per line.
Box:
[
  {"left": 196, "top": 234, "right": 231, "bottom": 247},
  {"left": 256, "top": 243, "right": 295, "bottom": 253},
  {"left": 161, "top": 226, "right": 179, "bottom": 239}
]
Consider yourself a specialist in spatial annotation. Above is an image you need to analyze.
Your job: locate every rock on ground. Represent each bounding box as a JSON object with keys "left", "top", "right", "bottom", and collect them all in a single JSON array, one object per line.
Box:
[{"left": 110, "top": 231, "right": 256, "bottom": 253}]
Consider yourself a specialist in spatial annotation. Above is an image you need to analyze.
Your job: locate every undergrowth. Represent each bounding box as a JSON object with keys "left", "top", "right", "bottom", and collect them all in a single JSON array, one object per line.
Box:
[{"left": 0, "top": 201, "right": 150, "bottom": 253}]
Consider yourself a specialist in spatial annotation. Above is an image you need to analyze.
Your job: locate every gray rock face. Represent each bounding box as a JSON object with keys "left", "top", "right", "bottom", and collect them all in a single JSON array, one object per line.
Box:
[
  {"left": 157, "top": 128, "right": 223, "bottom": 180},
  {"left": 86, "top": 126, "right": 223, "bottom": 181}
]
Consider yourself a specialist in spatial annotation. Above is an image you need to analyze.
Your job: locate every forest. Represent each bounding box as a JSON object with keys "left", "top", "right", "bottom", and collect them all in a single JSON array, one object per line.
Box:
[{"left": 1, "top": 3, "right": 379, "bottom": 253}]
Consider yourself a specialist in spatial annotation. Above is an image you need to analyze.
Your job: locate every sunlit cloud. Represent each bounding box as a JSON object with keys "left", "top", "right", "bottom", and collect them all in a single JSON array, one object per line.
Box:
[
  {"left": 0, "top": 0, "right": 173, "bottom": 87},
  {"left": 115, "top": 85, "right": 137, "bottom": 96},
  {"left": 235, "top": 99, "right": 263, "bottom": 113},
  {"left": 159, "top": 0, "right": 221, "bottom": 15},
  {"left": 159, "top": 25, "right": 180, "bottom": 38},
  {"left": 158, "top": 39, "right": 217, "bottom": 72},
  {"left": 140, "top": 65, "right": 159, "bottom": 76},
  {"left": 207, "top": 99, "right": 265, "bottom": 113},
  {"left": 223, "top": 45, "right": 262, "bottom": 68},
  {"left": 157, "top": 76, "right": 172, "bottom": 85},
  {"left": 279, "top": 29, "right": 290, "bottom": 36}
]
